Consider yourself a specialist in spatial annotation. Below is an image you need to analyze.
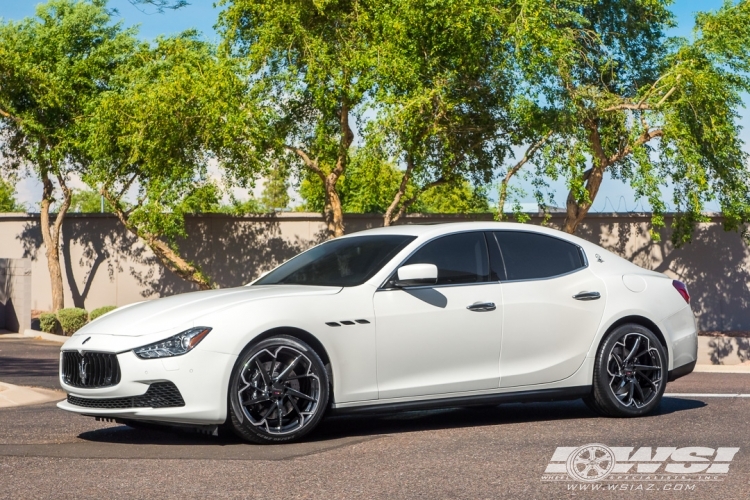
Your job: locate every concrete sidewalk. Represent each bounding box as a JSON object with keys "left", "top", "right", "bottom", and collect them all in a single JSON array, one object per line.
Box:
[
  {"left": 0, "top": 329, "right": 69, "bottom": 344},
  {"left": 0, "top": 381, "right": 64, "bottom": 409}
]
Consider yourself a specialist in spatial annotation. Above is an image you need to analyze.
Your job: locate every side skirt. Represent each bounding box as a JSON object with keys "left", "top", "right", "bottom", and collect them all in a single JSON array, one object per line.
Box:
[{"left": 330, "top": 385, "right": 592, "bottom": 416}]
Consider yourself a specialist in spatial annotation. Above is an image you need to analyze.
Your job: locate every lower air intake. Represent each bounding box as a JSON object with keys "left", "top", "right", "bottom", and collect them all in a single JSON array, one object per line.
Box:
[{"left": 67, "top": 382, "right": 186, "bottom": 409}]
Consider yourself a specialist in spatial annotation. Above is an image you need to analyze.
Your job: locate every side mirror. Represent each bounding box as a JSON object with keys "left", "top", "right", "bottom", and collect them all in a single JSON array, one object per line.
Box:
[{"left": 394, "top": 264, "right": 438, "bottom": 287}]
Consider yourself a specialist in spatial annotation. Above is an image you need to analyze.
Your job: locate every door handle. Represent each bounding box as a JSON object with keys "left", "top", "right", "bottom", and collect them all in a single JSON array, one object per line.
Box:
[
  {"left": 467, "top": 302, "right": 496, "bottom": 312},
  {"left": 573, "top": 291, "right": 601, "bottom": 301}
]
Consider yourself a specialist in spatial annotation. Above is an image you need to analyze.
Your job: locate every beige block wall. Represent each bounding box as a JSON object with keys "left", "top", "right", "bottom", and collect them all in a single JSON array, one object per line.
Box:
[{"left": 0, "top": 212, "right": 747, "bottom": 331}]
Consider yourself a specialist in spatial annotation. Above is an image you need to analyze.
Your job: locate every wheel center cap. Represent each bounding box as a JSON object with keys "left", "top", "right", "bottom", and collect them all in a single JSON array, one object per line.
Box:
[{"left": 270, "top": 383, "right": 285, "bottom": 397}]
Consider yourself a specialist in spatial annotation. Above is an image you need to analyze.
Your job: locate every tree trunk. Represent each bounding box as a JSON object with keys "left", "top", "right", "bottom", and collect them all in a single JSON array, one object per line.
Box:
[
  {"left": 323, "top": 174, "right": 345, "bottom": 238},
  {"left": 562, "top": 166, "right": 605, "bottom": 234},
  {"left": 384, "top": 154, "right": 414, "bottom": 227},
  {"left": 39, "top": 172, "right": 72, "bottom": 312},
  {"left": 106, "top": 195, "right": 213, "bottom": 290}
]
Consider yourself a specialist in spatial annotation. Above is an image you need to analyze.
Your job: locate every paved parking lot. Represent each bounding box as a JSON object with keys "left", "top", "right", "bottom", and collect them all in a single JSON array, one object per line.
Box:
[{"left": 1, "top": 338, "right": 749, "bottom": 499}]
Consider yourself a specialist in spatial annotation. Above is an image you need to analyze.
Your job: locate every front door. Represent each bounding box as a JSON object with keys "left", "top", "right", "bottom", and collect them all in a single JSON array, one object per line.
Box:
[{"left": 374, "top": 232, "right": 503, "bottom": 399}]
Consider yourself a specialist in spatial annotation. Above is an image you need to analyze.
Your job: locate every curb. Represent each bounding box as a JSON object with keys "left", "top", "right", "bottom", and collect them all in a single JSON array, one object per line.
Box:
[{"left": 0, "top": 381, "right": 65, "bottom": 409}]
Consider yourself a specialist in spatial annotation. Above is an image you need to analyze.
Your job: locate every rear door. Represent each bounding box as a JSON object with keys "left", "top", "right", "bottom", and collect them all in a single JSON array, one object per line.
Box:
[{"left": 490, "top": 231, "right": 606, "bottom": 388}]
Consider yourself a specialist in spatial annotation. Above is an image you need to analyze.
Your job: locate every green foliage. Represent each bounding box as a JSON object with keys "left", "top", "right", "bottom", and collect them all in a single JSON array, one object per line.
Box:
[
  {"left": 259, "top": 167, "right": 290, "bottom": 211},
  {"left": 0, "top": 0, "right": 137, "bottom": 183},
  {"left": 69, "top": 188, "right": 116, "bottom": 213},
  {"left": 412, "top": 183, "right": 491, "bottom": 215},
  {"left": 503, "top": 0, "right": 750, "bottom": 241},
  {"left": 56, "top": 307, "right": 89, "bottom": 336},
  {"left": 0, "top": 177, "right": 25, "bottom": 212},
  {"left": 366, "top": 0, "right": 516, "bottom": 221},
  {"left": 218, "top": 0, "right": 380, "bottom": 235},
  {"left": 300, "top": 150, "right": 491, "bottom": 214},
  {"left": 39, "top": 313, "right": 61, "bottom": 334},
  {"left": 89, "top": 305, "right": 116, "bottom": 321}
]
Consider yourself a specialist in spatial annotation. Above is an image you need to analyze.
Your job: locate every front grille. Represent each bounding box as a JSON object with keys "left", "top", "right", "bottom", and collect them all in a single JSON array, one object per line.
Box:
[
  {"left": 67, "top": 382, "right": 185, "bottom": 409},
  {"left": 62, "top": 351, "right": 121, "bottom": 388}
]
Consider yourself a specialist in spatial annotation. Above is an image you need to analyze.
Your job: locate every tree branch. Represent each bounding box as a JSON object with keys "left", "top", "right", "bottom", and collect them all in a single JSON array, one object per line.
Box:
[
  {"left": 391, "top": 177, "right": 447, "bottom": 224},
  {"left": 0, "top": 107, "right": 22, "bottom": 125},
  {"left": 497, "top": 132, "right": 552, "bottom": 218},
  {"left": 384, "top": 153, "right": 415, "bottom": 226},
  {"left": 284, "top": 145, "right": 324, "bottom": 179}
]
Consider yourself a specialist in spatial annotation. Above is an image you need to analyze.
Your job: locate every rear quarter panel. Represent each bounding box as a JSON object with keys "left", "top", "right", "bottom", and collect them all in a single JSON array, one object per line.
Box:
[{"left": 583, "top": 246, "right": 697, "bottom": 370}]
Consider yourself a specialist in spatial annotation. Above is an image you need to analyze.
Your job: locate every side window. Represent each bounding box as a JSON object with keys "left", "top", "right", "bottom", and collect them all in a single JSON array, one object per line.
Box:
[
  {"left": 404, "top": 232, "right": 489, "bottom": 285},
  {"left": 492, "top": 231, "right": 585, "bottom": 281}
]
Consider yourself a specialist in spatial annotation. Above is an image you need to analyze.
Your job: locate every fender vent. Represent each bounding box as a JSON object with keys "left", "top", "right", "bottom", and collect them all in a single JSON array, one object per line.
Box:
[{"left": 326, "top": 319, "right": 371, "bottom": 327}]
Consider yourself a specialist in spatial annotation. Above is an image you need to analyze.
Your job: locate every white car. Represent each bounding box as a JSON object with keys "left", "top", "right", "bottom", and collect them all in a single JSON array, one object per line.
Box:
[{"left": 58, "top": 222, "right": 697, "bottom": 443}]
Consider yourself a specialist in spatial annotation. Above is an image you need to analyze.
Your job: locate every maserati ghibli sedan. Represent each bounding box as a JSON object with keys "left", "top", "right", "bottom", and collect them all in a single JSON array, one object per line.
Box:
[{"left": 58, "top": 222, "right": 697, "bottom": 443}]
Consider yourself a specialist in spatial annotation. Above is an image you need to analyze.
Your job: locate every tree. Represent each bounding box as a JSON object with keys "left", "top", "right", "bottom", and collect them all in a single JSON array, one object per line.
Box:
[
  {"left": 218, "top": 0, "right": 378, "bottom": 237},
  {"left": 503, "top": 0, "right": 750, "bottom": 242},
  {"left": 299, "top": 149, "right": 491, "bottom": 215},
  {"left": 368, "top": 0, "right": 515, "bottom": 226},
  {"left": 0, "top": 176, "right": 25, "bottom": 212},
  {"left": 85, "top": 33, "right": 253, "bottom": 289},
  {"left": 0, "top": 0, "right": 135, "bottom": 310}
]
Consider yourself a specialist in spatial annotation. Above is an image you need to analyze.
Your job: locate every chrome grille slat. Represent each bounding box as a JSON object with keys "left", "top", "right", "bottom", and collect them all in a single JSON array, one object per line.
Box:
[{"left": 61, "top": 351, "right": 121, "bottom": 388}]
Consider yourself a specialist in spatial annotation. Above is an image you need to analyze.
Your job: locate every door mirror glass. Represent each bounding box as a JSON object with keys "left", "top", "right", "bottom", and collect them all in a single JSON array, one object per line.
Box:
[{"left": 395, "top": 264, "right": 438, "bottom": 287}]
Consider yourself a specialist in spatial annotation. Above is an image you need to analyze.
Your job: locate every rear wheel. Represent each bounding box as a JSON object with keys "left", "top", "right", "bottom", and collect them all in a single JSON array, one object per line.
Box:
[
  {"left": 228, "top": 335, "right": 329, "bottom": 443},
  {"left": 584, "top": 324, "right": 666, "bottom": 417}
]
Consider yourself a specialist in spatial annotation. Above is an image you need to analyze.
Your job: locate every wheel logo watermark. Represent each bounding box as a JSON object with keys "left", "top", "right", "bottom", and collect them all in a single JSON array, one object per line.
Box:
[
  {"left": 542, "top": 444, "right": 740, "bottom": 491},
  {"left": 566, "top": 444, "right": 615, "bottom": 482}
]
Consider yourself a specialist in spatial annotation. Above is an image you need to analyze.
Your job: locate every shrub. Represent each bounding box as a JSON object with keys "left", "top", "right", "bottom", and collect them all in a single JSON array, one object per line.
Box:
[
  {"left": 39, "top": 313, "right": 61, "bottom": 335},
  {"left": 57, "top": 308, "right": 88, "bottom": 336},
  {"left": 90, "top": 305, "right": 116, "bottom": 321}
]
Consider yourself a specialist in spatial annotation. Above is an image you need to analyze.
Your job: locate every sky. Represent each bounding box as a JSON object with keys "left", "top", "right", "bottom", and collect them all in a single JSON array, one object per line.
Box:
[{"left": 0, "top": 0, "right": 745, "bottom": 213}]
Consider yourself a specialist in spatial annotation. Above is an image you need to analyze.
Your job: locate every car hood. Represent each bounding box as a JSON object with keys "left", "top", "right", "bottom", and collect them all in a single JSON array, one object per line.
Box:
[{"left": 75, "top": 285, "right": 342, "bottom": 338}]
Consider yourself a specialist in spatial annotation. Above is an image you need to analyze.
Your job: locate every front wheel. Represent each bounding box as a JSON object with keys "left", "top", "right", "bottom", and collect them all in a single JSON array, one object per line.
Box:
[
  {"left": 227, "top": 335, "right": 329, "bottom": 443},
  {"left": 584, "top": 324, "right": 667, "bottom": 417}
]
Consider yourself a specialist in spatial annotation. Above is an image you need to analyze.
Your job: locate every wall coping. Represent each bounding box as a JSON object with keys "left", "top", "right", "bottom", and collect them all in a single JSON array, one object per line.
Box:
[{"left": 0, "top": 211, "right": 730, "bottom": 222}]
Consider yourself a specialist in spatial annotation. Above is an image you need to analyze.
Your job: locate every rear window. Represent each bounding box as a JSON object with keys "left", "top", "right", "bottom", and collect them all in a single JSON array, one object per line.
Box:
[{"left": 490, "top": 231, "right": 585, "bottom": 281}]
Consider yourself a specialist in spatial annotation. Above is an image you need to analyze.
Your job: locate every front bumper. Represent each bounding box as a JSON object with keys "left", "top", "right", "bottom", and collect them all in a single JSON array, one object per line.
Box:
[{"left": 58, "top": 348, "right": 237, "bottom": 425}]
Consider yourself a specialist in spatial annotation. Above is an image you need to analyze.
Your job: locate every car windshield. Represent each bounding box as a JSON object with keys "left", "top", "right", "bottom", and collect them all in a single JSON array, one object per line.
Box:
[{"left": 253, "top": 234, "right": 416, "bottom": 287}]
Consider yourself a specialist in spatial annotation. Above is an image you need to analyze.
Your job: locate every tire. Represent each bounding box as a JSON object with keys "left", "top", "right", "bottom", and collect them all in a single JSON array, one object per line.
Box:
[
  {"left": 227, "top": 335, "right": 330, "bottom": 444},
  {"left": 584, "top": 324, "right": 667, "bottom": 418}
]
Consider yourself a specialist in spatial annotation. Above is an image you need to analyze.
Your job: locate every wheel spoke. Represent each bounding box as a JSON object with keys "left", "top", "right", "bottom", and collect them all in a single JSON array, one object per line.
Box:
[
  {"left": 255, "top": 358, "right": 272, "bottom": 386},
  {"left": 632, "top": 381, "right": 646, "bottom": 403},
  {"left": 611, "top": 353, "right": 624, "bottom": 371},
  {"left": 286, "top": 387, "right": 316, "bottom": 402},
  {"left": 633, "top": 364, "right": 659, "bottom": 371},
  {"left": 624, "top": 336, "right": 641, "bottom": 362},
  {"left": 275, "top": 355, "right": 302, "bottom": 382},
  {"left": 243, "top": 395, "right": 270, "bottom": 406},
  {"left": 287, "top": 394, "right": 303, "bottom": 417},
  {"left": 626, "top": 381, "right": 635, "bottom": 405}
]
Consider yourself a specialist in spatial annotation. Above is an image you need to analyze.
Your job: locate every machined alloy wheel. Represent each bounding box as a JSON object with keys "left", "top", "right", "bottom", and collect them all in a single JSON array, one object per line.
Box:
[
  {"left": 585, "top": 324, "right": 667, "bottom": 417},
  {"left": 228, "top": 335, "right": 329, "bottom": 443}
]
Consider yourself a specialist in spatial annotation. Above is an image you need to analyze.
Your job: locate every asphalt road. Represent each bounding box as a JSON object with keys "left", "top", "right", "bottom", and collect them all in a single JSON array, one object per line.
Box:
[{"left": 1, "top": 338, "right": 749, "bottom": 499}]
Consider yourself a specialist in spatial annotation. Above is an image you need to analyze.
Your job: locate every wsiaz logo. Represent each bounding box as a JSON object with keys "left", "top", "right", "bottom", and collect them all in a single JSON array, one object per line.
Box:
[{"left": 542, "top": 444, "right": 740, "bottom": 482}]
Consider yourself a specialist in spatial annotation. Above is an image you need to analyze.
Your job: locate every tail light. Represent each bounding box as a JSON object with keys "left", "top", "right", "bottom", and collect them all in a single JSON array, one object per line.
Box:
[{"left": 672, "top": 280, "right": 690, "bottom": 304}]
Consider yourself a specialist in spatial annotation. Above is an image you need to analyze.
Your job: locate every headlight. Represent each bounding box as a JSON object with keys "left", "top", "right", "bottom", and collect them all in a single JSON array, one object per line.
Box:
[{"left": 133, "top": 327, "right": 212, "bottom": 359}]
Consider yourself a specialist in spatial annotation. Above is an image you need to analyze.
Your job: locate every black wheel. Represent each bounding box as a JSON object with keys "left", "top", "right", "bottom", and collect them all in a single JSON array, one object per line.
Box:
[
  {"left": 227, "top": 335, "right": 329, "bottom": 444},
  {"left": 584, "top": 324, "right": 667, "bottom": 417}
]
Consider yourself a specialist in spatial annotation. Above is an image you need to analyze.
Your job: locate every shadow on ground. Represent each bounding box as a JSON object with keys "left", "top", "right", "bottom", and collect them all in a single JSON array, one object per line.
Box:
[{"left": 77, "top": 397, "right": 706, "bottom": 447}]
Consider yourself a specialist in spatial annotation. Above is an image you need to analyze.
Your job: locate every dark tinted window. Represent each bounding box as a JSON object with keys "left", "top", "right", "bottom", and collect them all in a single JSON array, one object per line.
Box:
[
  {"left": 491, "top": 231, "right": 585, "bottom": 281},
  {"left": 485, "top": 231, "right": 506, "bottom": 281},
  {"left": 404, "top": 232, "right": 489, "bottom": 285},
  {"left": 255, "top": 235, "right": 415, "bottom": 287}
]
